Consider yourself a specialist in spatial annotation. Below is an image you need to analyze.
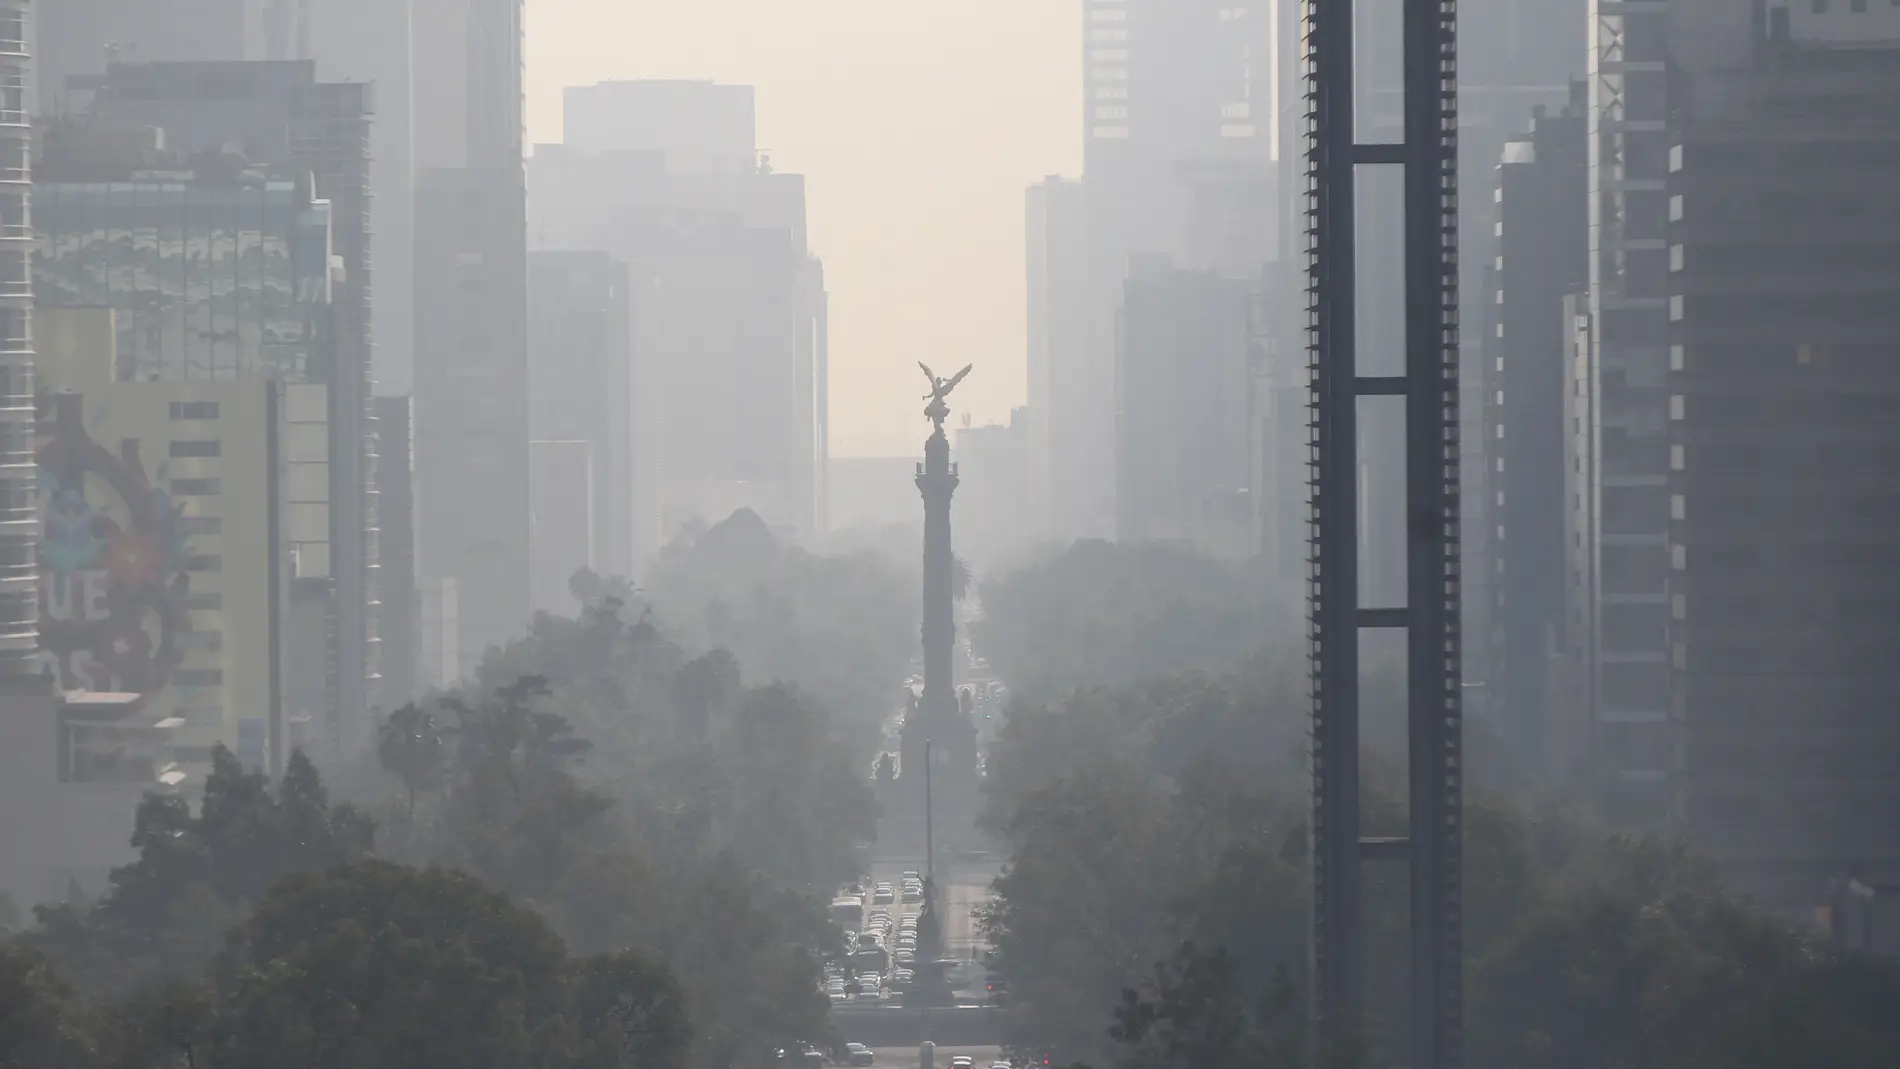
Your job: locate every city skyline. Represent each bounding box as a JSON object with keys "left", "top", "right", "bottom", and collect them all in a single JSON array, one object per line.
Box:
[{"left": 523, "top": 0, "right": 1080, "bottom": 456}]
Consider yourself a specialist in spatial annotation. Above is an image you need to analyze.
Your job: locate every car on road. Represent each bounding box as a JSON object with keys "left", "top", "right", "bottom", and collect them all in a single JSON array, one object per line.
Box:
[
  {"left": 843, "top": 1044, "right": 875, "bottom": 1066},
  {"left": 902, "top": 871, "right": 920, "bottom": 881},
  {"left": 950, "top": 1057, "right": 974, "bottom": 1069}
]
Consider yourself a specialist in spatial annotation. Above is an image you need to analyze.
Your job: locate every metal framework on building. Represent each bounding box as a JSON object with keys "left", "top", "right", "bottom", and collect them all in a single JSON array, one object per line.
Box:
[{"left": 1305, "top": 1, "right": 1463, "bottom": 1068}]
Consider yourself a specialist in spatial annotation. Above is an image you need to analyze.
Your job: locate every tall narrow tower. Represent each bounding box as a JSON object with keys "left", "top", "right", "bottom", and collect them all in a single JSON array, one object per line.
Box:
[
  {"left": 0, "top": 1, "right": 36, "bottom": 677},
  {"left": 1307, "top": 1, "right": 1463, "bottom": 1067},
  {"left": 903, "top": 364, "right": 978, "bottom": 817}
]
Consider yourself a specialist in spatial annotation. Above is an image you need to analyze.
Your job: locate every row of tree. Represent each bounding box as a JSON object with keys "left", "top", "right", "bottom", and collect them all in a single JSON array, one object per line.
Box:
[
  {"left": 2, "top": 511, "right": 912, "bottom": 1069},
  {"left": 977, "top": 663, "right": 1900, "bottom": 1069}
]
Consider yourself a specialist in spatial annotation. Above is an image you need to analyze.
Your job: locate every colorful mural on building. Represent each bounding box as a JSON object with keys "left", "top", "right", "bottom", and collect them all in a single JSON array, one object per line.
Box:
[{"left": 36, "top": 391, "right": 193, "bottom": 704}]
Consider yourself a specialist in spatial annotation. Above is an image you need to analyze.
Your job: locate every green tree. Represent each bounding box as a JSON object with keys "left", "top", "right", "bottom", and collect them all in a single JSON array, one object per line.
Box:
[
  {"left": 1108, "top": 944, "right": 1306, "bottom": 1069},
  {"left": 27, "top": 747, "right": 373, "bottom": 994},
  {"left": 207, "top": 860, "right": 689, "bottom": 1069},
  {"left": 376, "top": 702, "right": 448, "bottom": 817},
  {"left": 0, "top": 942, "right": 99, "bottom": 1069}
]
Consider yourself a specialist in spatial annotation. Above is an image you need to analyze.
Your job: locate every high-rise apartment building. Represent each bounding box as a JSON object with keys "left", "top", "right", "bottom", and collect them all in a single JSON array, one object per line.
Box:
[
  {"left": 33, "top": 102, "right": 379, "bottom": 751},
  {"left": 1025, "top": 176, "right": 1087, "bottom": 544},
  {"left": 414, "top": 167, "right": 528, "bottom": 671},
  {"left": 1662, "top": 1, "right": 1900, "bottom": 909},
  {"left": 1115, "top": 257, "right": 1255, "bottom": 559},
  {"left": 413, "top": 0, "right": 528, "bottom": 673},
  {"left": 530, "top": 84, "right": 829, "bottom": 548},
  {"left": 1483, "top": 89, "right": 1589, "bottom": 785},
  {"left": 1576, "top": 0, "right": 1681, "bottom": 826},
  {"left": 528, "top": 251, "right": 635, "bottom": 578}
]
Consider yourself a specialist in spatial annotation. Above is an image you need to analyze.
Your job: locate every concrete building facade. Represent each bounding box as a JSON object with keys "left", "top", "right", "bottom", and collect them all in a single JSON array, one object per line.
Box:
[
  {"left": 1025, "top": 176, "right": 1087, "bottom": 545},
  {"left": 1114, "top": 258, "right": 1255, "bottom": 559},
  {"left": 414, "top": 166, "right": 528, "bottom": 671},
  {"left": 412, "top": 0, "right": 528, "bottom": 674},
  {"left": 529, "top": 89, "right": 828, "bottom": 549},
  {"left": 1578, "top": 0, "right": 1677, "bottom": 826},
  {"left": 1484, "top": 89, "right": 1590, "bottom": 785},
  {"left": 528, "top": 251, "right": 634, "bottom": 579},
  {"left": 953, "top": 409, "right": 1032, "bottom": 577},
  {"left": 37, "top": 308, "right": 290, "bottom": 776},
  {"left": 1664, "top": 0, "right": 1900, "bottom": 908},
  {"left": 1079, "top": 0, "right": 1274, "bottom": 542},
  {"left": 528, "top": 439, "right": 595, "bottom": 616}
]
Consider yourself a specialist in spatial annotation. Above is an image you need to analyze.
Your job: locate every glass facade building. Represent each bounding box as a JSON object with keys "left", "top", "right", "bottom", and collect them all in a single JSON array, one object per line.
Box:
[
  {"left": 34, "top": 176, "right": 333, "bottom": 383},
  {"left": 0, "top": 0, "right": 35, "bottom": 676}
]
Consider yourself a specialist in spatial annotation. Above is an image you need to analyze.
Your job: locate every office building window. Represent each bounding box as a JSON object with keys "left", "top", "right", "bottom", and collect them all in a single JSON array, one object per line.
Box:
[
  {"left": 175, "top": 706, "right": 224, "bottom": 727},
  {"left": 179, "top": 630, "right": 224, "bottom": 651},
  {"left": 178, "top": 516, "right": 222, "bottom": 535},
  {"left": 186, "top": 555, "right": 222, "bottom": 573},
  {"left": 170, "top": 440, "right": 221, "bottom": 458},
  {"left": 185, "top": 592, "right": 223, "bottom": 610},
  {"left": 170, "top": 402, "right": 221, "bottom": 420},
  {"left": 171, "top": 479, "right": 221, "bottom": 496},
  {"left": 174, "top": 669, "right": 225, "bottom": 687}
]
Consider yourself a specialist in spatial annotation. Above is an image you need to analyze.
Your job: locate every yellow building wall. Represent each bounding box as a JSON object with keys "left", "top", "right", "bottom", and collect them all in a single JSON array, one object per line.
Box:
[{"left": 37, "top": 309, "right": 283, "bottom": 772}]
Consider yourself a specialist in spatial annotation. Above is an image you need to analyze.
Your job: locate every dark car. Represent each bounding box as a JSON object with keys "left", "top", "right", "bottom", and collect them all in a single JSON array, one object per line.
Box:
[{"left": 844, "top": 1043, "right": 875, "bottom": 1066}]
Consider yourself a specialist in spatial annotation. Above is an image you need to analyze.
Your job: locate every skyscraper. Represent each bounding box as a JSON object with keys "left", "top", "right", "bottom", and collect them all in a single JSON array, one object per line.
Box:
[
  {"left": 1025, "top": 176, "right": 1087, "bottom": 544},
  {"left": 1483, "top": 90, "right": 1589, "bottom": 785},
  {"left": 413, "top": 0, "right": 529, "bottom": 672},
  {"left": 1662, "top": 1, "right": 1900, "bottom": 910},
  {"left": 1079, "top": 0, "right": 1274, "bottom": 540},
  {"left": 41, "top": 62, "right": 380, "bottom": 753},
  {"left": 308, "top": 0, "right": 417, "bottom": 395},
  {"left": 1115, "top": 257, "right": 1255, "bottom": 559},
  {"left": 1576, "top": 0, "right": 1676, "bottom": 827},
  {"left": 528, "top": 251, "right": 635, "bottom": 578},
  {"left": 530, "top": 82, "right": 829, "bottom": 547},
  {"left": 0, "top": 0, "right": 34, "bottom": 677}
]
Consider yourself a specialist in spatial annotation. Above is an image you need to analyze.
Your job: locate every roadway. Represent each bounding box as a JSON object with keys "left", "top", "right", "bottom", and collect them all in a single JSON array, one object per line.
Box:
[{"left": 865, "top": 1046, "right": 1002, "bottom": 1069}]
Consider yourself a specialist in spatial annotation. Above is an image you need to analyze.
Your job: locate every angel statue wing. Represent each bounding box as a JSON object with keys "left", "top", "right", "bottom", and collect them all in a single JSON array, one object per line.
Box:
[{"left": 941, "top": 364, "right": 973, "bottom": 395}]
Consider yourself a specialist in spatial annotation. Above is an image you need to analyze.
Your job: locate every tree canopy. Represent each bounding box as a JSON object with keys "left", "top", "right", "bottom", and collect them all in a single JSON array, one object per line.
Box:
[
  {"left": 971, "top": 540, "right": 1295, "bottom": 706},
  {"left": 979, "top": 666, "right": 1900, "bottom": 1069},
  {"left": 640, "top": 509, "right": 918, "bottom": 764},
  {"left": 24, "top": 746, "right": 374, "bottom": 995}
]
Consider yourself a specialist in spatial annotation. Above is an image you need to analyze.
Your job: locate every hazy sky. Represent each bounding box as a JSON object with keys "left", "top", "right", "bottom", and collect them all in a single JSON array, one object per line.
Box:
[{"left": 524, "top": 0, "right": 1081, "bottom": 457}]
